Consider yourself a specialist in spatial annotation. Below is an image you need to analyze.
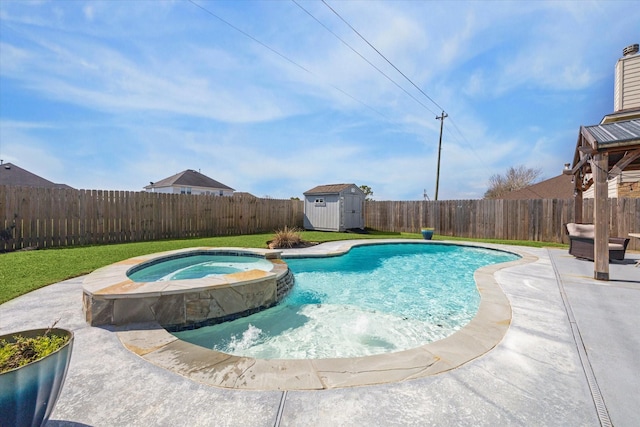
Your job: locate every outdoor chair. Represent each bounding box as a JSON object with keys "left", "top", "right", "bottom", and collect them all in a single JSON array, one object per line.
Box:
[{"left": 564, "top": 223, "right": 630, "bottom": 261}]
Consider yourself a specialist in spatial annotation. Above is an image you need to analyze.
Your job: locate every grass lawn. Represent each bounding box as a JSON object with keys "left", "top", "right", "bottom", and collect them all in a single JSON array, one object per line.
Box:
[{"left": 0, "top": 230, "right": 566, "bottom": 305}]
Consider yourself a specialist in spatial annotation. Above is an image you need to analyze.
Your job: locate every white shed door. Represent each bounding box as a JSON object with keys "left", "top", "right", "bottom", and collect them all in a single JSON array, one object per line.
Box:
[{"left": 343, "top": 194, "right": 363, "bottom": 229}]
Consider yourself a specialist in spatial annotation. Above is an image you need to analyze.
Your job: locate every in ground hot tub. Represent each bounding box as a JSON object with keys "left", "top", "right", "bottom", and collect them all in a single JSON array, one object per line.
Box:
[
  {"left": 82, "top": 248, "right": 294, "bottom": 329},
  {"left": 127, "top": 254, "right": 276, "bottom": 281}
]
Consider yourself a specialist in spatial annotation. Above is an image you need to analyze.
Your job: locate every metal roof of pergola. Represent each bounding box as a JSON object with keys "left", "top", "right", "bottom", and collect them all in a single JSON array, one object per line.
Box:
[
  {"left": 565, "top": 117, "right": 640, "bottom": 280},
  {"left": 585, "top": 119, "right": 640, "bottom": 146}
]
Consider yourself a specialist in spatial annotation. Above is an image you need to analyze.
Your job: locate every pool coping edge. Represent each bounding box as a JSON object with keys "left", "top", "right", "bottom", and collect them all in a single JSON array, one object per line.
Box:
[{"left": 113, "top": 239, "right": 537, "bottom": 390}]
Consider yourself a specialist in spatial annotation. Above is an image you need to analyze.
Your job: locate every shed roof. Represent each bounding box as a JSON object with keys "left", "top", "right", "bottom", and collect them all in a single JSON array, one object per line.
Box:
[
  {"left": 0, "top": 162, "right": 74, "bottom": 189},
  {"left": 498, "top": 174, "right": 574, "bottom": 200},
  {"left": 304, "top": 183, "right": 361, "bottom": 195},
  {"left": 145, "top": 169, "right": 234, "bottom": 191}
]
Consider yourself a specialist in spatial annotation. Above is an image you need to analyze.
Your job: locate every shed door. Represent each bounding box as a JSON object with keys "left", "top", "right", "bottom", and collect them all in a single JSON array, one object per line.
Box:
[{"left": 343, "top": 194, "right": 363, "bottom": 229}]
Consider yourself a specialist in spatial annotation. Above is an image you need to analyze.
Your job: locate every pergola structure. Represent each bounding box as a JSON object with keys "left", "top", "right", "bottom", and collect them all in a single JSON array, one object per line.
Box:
[{"left": 564, "top": 118, "right": 640, "bottom": 280}]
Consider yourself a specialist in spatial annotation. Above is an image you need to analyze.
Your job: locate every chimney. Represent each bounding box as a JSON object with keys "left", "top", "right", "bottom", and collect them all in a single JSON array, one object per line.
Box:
[
  {"left": 623, "top": 44, "right": 639, "bottom": 56},
  {"left": 614, "top": 43, "right": 640, "bottom": 112}
]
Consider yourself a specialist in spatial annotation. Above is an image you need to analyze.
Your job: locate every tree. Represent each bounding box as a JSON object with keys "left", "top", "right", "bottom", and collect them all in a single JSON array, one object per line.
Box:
[
  {"left": 484, "top": 165, "right": 542, "bottom": 199},
  {"left": 359, "top": 185, "right": 374, "bottom": 201}
]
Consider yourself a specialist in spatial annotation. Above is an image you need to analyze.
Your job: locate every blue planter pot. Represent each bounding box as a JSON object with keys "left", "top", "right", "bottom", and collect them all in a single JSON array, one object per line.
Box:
[
  {"left": 421, "top": 229, "right": 434, "bottom": 240},
  {"left": 0, "top": 328, "right": 73, "bottom": 427}
]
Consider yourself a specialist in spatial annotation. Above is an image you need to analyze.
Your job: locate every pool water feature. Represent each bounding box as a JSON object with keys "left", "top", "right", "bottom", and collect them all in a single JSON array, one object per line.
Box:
[
  {"left": 174, "top": 243, "right": 519, "bottom": 359},
  {"left": 127, "top": 254, "right": 274, "bottom": 282}
]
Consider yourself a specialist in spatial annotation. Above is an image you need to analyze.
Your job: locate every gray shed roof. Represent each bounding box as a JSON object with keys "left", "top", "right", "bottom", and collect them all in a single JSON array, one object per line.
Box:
[
  {"left": 0, "top": 163, "right": 74, "bottom": 189},
  {"left": 304, "top": 184, "right": 361, "bottom": 195},
  {"left": 145, "top": 170, "right": 234, "bottom": 191}
]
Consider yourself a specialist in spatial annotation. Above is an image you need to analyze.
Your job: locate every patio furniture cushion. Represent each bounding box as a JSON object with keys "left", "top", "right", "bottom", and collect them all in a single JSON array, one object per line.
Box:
[
  {"left": 565, "top": 223, "right": 630, "bottom": 261},
  {"left": 565, "top": 223, "right": 594, "bottom": 239}
]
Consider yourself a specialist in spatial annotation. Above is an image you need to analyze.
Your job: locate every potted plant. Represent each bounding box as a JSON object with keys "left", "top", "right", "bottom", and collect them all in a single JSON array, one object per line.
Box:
[
  {"left": 420, "top": 227, "right": 434, "bottom": 240},
  {"left": 0, "top": 324, "right": 73, "bottom": 427}
]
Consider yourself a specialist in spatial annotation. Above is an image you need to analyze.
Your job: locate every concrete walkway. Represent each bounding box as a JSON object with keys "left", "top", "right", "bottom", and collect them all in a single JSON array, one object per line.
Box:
[{"left": 0, "top": 241, "right": 638, "bottom": 426}]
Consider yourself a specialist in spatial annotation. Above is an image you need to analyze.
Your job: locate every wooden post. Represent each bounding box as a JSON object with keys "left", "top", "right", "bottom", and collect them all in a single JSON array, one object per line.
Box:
[
  {"left": 573, "top": 190, "right": 582, "bottom": 224},
  {"left": 592, "top": 152, "right": 609, "bottom": 280}
]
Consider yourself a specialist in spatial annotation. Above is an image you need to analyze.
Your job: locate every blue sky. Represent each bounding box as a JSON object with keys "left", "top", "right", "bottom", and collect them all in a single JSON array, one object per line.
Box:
[{"left": 1, "top": 1, "right": 638, "bottom": 200}]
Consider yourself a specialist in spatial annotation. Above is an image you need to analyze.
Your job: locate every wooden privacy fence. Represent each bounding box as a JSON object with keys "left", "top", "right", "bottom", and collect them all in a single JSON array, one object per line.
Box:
[
  {"left": 0, "top": 186, "right": 304, "bottom": 251},
  {"left": 365, "top": 198, "right": 640, "bottom": 250},
  {"left": 2, "top": 185, "right": 638, "bottom": 251}
]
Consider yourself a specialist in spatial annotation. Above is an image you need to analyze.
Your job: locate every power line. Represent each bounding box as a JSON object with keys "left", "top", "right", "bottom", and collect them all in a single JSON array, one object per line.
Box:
[
  {"left": 292, "top": 0, "right": 438, "bottom": 117},
  {"left": 187, "top": 0, "right": 310, "bottom": 74},
  {"left": 186, "top": 0, "right": 387, "bottom": 118},
  {"left": 319, "top": 0, "right": 494, "bottom": 177},
  {"left": 190, "top": 0, "right": 494, "bottom": 194},
  {"left": 443, "top": 117, "right": 493, "bottom": 176},
  {"left": 321, "top": 0, "right": 446, "bottom": 114}
]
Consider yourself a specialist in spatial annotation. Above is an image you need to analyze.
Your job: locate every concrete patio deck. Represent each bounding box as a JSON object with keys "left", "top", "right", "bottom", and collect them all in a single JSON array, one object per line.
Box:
[{"left": 0, "top": 241, "right": 638, "bottom": 426}]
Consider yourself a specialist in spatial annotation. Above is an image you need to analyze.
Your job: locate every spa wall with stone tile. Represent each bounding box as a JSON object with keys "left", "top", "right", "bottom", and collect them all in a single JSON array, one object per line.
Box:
[{"left": 82, "top": 248, "right": 295, "bottom": 329}]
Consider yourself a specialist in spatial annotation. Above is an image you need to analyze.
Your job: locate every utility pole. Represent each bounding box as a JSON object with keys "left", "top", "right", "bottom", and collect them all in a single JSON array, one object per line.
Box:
[{"left": 434, "top": 111, "right": 447, "bottom": 200}]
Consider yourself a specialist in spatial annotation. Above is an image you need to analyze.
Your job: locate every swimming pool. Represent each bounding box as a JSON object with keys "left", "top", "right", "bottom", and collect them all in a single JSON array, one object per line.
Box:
[{"left": 175, "top": 243, "right": 519, "bottom": 359}]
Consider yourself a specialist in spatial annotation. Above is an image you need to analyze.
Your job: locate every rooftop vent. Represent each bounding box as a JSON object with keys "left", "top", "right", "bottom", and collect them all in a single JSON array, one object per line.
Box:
[{"left": 622, "top": 44, "right": 639, "bottom": 56}]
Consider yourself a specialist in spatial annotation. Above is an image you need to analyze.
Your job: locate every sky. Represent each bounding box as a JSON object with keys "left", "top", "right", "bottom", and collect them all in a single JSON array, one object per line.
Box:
[{"left": 0, "top": 1, "right": 638, "bottom": 200}]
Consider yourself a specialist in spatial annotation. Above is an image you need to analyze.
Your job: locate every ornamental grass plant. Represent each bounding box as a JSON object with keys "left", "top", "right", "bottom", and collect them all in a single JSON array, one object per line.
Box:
[{"left": 269, "top": 226, "right": 305, "bottom": 249}]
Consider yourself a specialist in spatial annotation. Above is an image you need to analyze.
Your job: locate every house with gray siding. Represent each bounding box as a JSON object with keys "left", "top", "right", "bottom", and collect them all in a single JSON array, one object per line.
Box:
[{"left": 145, "top": 169, "right": 234, "bottom": 196}]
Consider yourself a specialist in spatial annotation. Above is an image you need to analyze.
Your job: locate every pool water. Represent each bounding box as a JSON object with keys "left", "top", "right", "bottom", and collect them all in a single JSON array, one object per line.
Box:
[
  {"left": 174, "top": 244, "right": 518, "bottom": 359},
  {"left": 127, "top": 254, "right": 273, "bottom": 282}
]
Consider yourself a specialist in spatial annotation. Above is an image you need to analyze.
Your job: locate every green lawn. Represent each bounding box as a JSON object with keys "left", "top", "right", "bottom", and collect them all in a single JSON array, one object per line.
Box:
[{"left": 0, "top": 230, "right": 566, "bottom": 305}]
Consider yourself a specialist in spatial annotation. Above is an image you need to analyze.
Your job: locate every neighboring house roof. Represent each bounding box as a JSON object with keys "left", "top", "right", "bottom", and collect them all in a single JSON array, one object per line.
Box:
[
  {"left": 498, "top": 174, "right": 574, "bottom": 200},
  {"left": 145, "top": 169, "right": 234, "bottom": 191},
  {"left": 304, "top": 184, "right": 361, "bottom": 195},
  {"left": 0, "top": 162, "right": 74, "bottom": 189},
  {"left": 232, "top": 192, "right": 257, "bottom": 198}
]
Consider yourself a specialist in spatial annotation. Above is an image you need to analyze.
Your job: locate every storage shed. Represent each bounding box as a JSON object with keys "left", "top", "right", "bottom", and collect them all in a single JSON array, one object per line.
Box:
[{"left": 303, "top": 184, "right": 365, "bottom": 232}]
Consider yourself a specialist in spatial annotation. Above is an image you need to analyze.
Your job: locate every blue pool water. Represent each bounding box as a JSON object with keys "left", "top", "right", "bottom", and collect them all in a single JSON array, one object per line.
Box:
[
  {"left": 174, "top": 243, "right": 518, "bottom": 359},
  {"left": 127, "top": 254, "right": 273, "bottom": 282}
]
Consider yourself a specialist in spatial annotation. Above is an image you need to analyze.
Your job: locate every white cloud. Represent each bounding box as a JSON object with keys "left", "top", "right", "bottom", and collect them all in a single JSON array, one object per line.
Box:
[
  {"left": 1, "top": 0, "right": 638, "bottom": 200},
  {"left": 1, "top": 34, "right": 301, "bottom": 123},
  {"left": 462, "top": 70, "right": 487, "bottom": 97},
  {"left": 0, "top": 126, "right": 66, "bottom": 184},
  {"left": 0, "top": 42, "right": 31, "bottom": 74},
  {"left": 83, "top": 4, "right": 95, "bottom": 22}
]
